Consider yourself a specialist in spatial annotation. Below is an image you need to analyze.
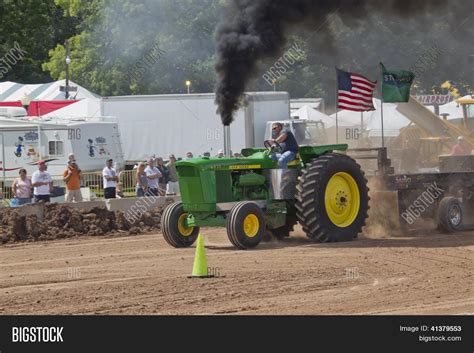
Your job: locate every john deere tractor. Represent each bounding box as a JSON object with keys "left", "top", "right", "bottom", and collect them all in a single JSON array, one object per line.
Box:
[{"left": 161, "top": 142, "right": 369, "bottom": 249}]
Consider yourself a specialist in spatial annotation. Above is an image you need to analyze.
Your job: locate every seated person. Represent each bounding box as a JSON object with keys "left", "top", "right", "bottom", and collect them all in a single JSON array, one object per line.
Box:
[{"left": 269, "top": 122, "right": 299, "bottom": 168}]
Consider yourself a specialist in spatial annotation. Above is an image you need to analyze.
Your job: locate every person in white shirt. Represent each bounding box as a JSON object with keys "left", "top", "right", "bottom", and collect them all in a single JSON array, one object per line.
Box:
[
  {"left": 102, "top": 158, "right": 119, "bottom": 199},
  {"left": 145, "top": 158, "right": 162, "bottom": 196},
  {"left": 31, "top": 160, "right": 53, "bottom": 203}
]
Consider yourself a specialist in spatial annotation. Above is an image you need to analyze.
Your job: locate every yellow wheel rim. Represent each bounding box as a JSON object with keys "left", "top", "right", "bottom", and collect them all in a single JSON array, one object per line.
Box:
[
  {"left": 325, "top": 172, "right": 360, "bottom": 228},
  {"left": 177, "top": 213, "right": 193, "bottom": 236},
  {"left": 243, "top": 214, "right": 259, "bottom": 238}
]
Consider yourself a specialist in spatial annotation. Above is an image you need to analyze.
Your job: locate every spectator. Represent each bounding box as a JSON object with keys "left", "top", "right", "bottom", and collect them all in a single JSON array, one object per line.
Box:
[
  {"left": 116, "top": 182, "right": 124, "bottom": 198},
  {"left": 63, "top": 159, "right": 83, "bottom": 202},
  {"left": 145, "top": 158, "right": 162, "bottom": 196},
  {"left": 102, "top": 158, "right": 118, "bottom": 199},
  {"left": 166, "top": 154, "right": 180, "bottom": 195},
  {"left": 135, "top": 162, "right": 148, "bottom": 197},
  {"left": 185, "top": 151, "right": 193, "bottom": 159},
  {"left": 156, "top": 157, "right": 169, "bottom": 196},
  {"left": 203, "top": 151, "right": 211, "bottom": 157},
  {"left": 31, "top": 160, "right": 53, "bottom": 203},
  {"left": 451, "top": 136, "right": 472, "bottom": 156},
  {"left": 217, "top": 149, "right": 224, "bottom": 158},
  {"left": 12, "top": 168, "right": 32, "bottom": 205}
]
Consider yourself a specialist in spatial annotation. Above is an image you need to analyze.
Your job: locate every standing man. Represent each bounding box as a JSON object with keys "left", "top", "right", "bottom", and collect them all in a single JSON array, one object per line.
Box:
[
  {"left": 145, "top": 158, "right": 162, "bottom": 196},
  {"left": 451, "top": 136, "right": 472, "bottom": 156},
  {"left": 269, "top": 122, "right": 299, "bottom": 168},
  {"left": 102, "top": 158, "right": 118, "bottom": 199},
  {"left": 31, "top": 160, "right": 53, "bottom": 203},
  {"left": 63, "top": 159, "right": 82, "bottom": 202},
  {"left": 156, "top": 157, "right": 169, "bottom": 196},
  {"left": 166, "top": 154, "right": 180, "bottom": 196}
]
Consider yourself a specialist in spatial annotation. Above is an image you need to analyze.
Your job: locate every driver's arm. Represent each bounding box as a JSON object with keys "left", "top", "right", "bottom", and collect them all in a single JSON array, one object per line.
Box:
[{"left": 275, "top": 133, "right": 287, "bottom": 143}]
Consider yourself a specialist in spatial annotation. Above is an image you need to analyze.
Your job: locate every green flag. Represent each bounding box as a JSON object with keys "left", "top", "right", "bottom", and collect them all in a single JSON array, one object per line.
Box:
[{"left": 381, "top": 63, "right": 415, "bottom": 102}]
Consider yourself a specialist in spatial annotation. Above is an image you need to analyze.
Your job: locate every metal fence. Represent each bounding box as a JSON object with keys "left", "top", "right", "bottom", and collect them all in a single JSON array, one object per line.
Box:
[{"left": 0, "top": 170, "right": 142, "bottom": 202}]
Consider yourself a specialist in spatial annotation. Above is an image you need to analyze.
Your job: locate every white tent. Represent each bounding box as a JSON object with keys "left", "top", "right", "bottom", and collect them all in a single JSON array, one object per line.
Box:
[
  {"left": 329, "top": 98, "right": 411, "bottom": 137},
  {"left": 0, "top": 79, "right": 100, "bottom": 101},
  {"left": 366, "top": 99, "right": 411, "bottom": 137},
  {"left": 43, "top": 98, "right": 102, "bottom": 119},
  {"left": 291, "top": 105, "right": 331, "bottom": 122},
  {"left": 438, "top": 95, "right": 472, "bottom": 120},
  {"left": 328, "top": 109, "right": 371, "bottom": 129}
]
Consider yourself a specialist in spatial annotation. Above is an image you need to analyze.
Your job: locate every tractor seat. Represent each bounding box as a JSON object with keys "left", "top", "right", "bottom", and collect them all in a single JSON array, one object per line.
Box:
[{"left": 287, "top": 153, "right": 301, "bottom": 167}]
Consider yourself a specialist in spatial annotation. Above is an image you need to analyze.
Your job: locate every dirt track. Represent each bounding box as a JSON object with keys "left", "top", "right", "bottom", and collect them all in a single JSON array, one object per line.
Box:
[{"left": 0, "top": 227, "right": 472, "bottom": 315}]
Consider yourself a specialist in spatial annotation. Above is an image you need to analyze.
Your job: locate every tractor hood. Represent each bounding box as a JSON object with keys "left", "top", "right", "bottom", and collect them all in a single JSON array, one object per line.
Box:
[
  {"left": 175, "top": 144, "right": 348, "bottom": 171},
  {"left": 176, "top": 151, "right": 275, "bottom": 171}
]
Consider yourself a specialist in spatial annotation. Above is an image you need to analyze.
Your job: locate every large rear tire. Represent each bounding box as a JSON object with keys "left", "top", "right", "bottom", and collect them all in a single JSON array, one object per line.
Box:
[
  {"left": 295, "top": 153, "right": 369, "bottom": 242},
  {"left": 437, "top": 197, "right": 463, "bottom": 232},
  {"left": 161, "top": 202, "right": 199, "bottom": 248},
  {"left": 226, "top": 201, "right": 265, "bottom": 249}
]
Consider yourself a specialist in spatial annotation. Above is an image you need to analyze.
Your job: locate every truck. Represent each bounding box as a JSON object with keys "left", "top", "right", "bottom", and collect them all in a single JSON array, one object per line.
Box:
[
  {"left": 346, "top": 146, "right": 474, "bottom": 233},
  {"left": 0, "top": 106, "right": 124, "bottom": 180},
  {"left": 100, "top": 92, "right": 290, "bottom": 164}
]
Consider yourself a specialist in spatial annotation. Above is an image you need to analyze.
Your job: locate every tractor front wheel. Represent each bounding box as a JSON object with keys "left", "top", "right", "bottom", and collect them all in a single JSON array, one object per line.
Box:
[
  {"left": 295, "top": 153, "right": 369, "bottom": 242},
  {"left": 226, "top": 201, "right": 265, "bottom": 249},
  {"left": 161, "top": 202, "right": 199, "bottom": 248}
]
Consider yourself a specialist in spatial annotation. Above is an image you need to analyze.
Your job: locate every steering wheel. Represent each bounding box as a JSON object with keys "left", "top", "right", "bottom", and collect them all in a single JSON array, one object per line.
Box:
[{"left": 264, "top": 139, "right": 282, "bottom": 153}]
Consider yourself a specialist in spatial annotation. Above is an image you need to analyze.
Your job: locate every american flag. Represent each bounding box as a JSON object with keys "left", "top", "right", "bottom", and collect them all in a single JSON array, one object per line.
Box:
[{"left": 337, "top": 68, "right": 376, "bottom": 112}]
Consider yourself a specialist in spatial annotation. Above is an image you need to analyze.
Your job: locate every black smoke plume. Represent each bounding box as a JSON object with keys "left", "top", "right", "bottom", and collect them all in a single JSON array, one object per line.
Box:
[{"left": 215, "top": 0, "right": 449, "bottom": 125}]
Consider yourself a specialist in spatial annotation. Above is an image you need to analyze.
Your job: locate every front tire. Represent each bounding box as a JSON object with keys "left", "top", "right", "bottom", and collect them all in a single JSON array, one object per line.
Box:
[
  {"left": 161, "top": 202, "right": 199, "bottom": 248},
  {"left": 226, "top": 201, "right": 265, "bottom": 249},
  {"left": 437, "top": 197, "right": 463, "bottom": 232},
  {"left": 295, "top": 153, "right": 369, "bottom": 242}
]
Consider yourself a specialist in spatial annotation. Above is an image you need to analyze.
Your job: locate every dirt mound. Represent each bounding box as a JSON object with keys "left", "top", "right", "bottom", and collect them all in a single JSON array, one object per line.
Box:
[{"left": 0, "top": 200, "right": 173, "bottom": 244}]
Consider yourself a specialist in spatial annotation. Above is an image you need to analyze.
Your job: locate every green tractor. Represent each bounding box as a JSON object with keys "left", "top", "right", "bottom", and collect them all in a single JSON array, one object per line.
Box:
[{"left": 161, "top": 142, "right": 369, "bottom": 249}]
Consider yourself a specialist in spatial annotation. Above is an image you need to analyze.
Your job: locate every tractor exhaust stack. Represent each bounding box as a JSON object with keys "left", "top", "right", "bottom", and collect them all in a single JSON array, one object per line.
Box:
[{"left": 223, "top": 124, "right": 231, "bottom": 157}]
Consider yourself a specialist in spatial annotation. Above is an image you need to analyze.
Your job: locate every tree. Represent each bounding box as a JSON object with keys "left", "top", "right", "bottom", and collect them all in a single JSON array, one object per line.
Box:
[
  {"left": 0, "top": 0, "right": 78, "bottom": 83},
  {"left": 44, "top": 0, "right": 224, "bottom": 96}
]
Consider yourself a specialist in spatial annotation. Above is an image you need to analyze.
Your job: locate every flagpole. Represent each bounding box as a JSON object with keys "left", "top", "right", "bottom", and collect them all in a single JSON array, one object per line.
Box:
[{"left": 380, "top": 64, "right": 385, "bottom": 148}]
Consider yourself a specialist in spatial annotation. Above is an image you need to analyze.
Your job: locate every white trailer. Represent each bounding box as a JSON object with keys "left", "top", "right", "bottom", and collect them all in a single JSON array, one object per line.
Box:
[
  {"left": 101, "top": 92, "right": 290, "bottom": 162},
  {"left": 0, "top": 108, "right": 124, "bottom": 180}
]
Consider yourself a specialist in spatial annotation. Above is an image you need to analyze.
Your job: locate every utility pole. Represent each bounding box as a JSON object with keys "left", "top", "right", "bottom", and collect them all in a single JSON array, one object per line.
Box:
[{"left": 65, "top": 40, "right": 71, "bottom": 99}]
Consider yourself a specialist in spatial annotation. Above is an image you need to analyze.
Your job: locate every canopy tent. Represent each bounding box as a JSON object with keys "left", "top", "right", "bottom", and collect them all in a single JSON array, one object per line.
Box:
[
  {"left": 42, "top": 98, "right": 102, "bottom": 118},
  {"left": 328, "top": 109, "right": 371, "bottom": 129},
  {"left": 0, "top": 79, "right": 100, "bottom": 101},
  {"left": 438, "top": 95, "right": 472, "bottom": 120},
  {"left": 366, "top": 99, "right": 411, "bottom": 137},
  {"left": 329, "top": 98, "right": 411, "bottom": 137},
  {"left": 290, "top": 105, "right": 331, "bottom": 121},
  {"left": 0, "top": 80, "right": 102, "bottom": 118}
]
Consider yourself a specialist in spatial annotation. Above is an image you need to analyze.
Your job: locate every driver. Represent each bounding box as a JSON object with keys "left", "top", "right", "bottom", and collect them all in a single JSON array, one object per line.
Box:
[{"left": 269, "top": 122, "right": 299, "bottom": 168}]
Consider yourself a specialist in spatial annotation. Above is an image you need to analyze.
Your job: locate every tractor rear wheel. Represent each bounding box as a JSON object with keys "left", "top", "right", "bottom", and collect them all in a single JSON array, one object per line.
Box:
[
  {"left": 295, "top": 153, "right": 369, "bottom": 242},
  {"left": 226, "top": 201, "right": 265, "bottom": 249},
  {"left": 161, "top": 202, "right": 199, "bottom": 248},
  {"left": 437, "top": 197, "right": 463, "bottom": 232}
]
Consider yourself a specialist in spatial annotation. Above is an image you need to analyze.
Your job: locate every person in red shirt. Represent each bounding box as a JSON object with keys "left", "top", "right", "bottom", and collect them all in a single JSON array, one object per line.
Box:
[{"left": 451, "top": 136, "right": 472, "bottom": 156}]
